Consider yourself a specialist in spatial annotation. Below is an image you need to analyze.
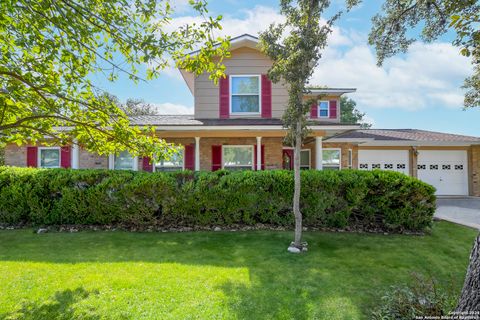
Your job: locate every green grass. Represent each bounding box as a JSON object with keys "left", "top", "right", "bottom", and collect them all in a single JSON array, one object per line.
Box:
[{"left": 0, "top": 222, "right": 477, "bottom": 320}]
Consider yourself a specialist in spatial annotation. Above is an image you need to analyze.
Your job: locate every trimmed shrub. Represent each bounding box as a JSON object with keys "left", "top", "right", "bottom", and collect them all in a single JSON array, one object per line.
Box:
[{"left": 0, "top": 167, "right": 436, "bottom": 231}]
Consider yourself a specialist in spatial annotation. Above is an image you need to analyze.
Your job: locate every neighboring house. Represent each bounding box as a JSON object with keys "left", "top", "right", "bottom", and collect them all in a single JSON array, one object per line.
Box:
[{"left": 4, "top": 34, "right": 480, "bottom": 196}]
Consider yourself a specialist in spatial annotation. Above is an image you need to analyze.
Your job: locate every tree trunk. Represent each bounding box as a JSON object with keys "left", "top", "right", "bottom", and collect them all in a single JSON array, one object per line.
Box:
[
  {"left": 292, "top": 122, "right": 302, "bottom": 248},
  {"left": 456, "top": 233, "right": 480, "bottom": 312}
]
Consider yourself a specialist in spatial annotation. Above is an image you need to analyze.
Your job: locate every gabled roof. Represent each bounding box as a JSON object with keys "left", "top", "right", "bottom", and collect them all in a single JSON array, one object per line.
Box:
[
  {"left": 327, "top": 129, "right": 480, "bottom": 146},
  {"left": 306, "top": 88, "right": 357, "bottom": 95},
  {"left": 186, "top": 34, "right": 260, "bottom": 57},
  {"left": 180, "top": 34, "right": 261, "bottom": 93}
]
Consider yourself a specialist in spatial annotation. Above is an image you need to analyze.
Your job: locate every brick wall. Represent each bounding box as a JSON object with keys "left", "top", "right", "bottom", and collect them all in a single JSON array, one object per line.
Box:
[
  {"left": 79, "top": 148, "right": 108, "bottom": 169},
  {"left": 4, "top": 144, "right": 27, "bottom": 167},
  {"left": 471, "top": 145, "right": 480, "bottom": 196}
]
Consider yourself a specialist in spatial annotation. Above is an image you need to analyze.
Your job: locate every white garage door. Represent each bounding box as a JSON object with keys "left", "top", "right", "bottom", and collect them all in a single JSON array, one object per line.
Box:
[
  {"left": 417, "top": 150, "right": 468, "bottom": 196},
  {"left": 358, "top": 150, "right": 410, "bottom": 175}
]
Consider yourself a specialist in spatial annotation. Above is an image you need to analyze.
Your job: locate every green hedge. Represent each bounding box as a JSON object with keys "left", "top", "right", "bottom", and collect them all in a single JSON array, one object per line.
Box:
[{"left": 0, "top": 166, "right": 436, "bottom": 231}]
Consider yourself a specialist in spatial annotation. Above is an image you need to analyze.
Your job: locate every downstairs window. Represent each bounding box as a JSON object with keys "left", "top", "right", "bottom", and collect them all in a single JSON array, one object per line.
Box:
[{"left": 223, "top": 145, "right": 254, "bottom": 170}]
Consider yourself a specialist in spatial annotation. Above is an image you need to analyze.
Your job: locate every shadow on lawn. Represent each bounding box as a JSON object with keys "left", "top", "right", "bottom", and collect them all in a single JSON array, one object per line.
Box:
[
  {"left": 0, "top": 224, "right": 473, "bottom": 319},
  {"left": 0, "top": 288, "right": 101, "bottom": 320}
]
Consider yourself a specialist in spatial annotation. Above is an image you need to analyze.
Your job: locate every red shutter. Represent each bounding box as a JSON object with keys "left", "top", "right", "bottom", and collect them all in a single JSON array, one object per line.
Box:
[
  {"left": 27, "top": 146, "right": 38, "bottom": 167},
  {"left": 261, "top": 74, "right": 272, "bottom": 118},
  {"left": 219, "top": 76, "right": 230, "bottom": 119},
  {"left": 310, "top": 102, "right": 318, "bottom": 119},
  {"left": 184, "top": 144, "right": 195, "bottom": 171},
  {"left": 254, "top": 144, "right": 266, "bottom": 170},
  {"left": 60, "top": 146, "right": 71, "bottom": 168},
  {"left": 329, "top": 100, "right": 337, "bottom": 119},
  {"left": 142, "top": 157, "right": 153, "bottom": 172},
  {"left": 212, "top": 145, "right": 222, "bottom": 171}
]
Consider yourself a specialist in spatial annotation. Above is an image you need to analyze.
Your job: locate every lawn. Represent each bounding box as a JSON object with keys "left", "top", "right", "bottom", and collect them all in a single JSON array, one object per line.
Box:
[{"left": 0, "top": 222, "right": 477, "bottom": 320}]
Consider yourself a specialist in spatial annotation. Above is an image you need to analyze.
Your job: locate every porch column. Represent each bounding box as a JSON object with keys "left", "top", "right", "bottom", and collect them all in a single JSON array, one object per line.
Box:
[
  {"left": 256, "top": 136, "right": 262, "bottom": 170},
  {"left": 72, "top": 139, "right": 80, "bottom": 169},
  {"left": 315, "top": 136, "right": 323, "bottom": 170},
  {"left": 195, "top": 137, "right": 200, "bottom": 171}
]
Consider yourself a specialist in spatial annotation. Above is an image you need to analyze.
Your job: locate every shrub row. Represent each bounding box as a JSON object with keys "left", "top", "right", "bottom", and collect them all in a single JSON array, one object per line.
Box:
[{"left": 0, "top": 166, "right": 436, "bottom": 231}]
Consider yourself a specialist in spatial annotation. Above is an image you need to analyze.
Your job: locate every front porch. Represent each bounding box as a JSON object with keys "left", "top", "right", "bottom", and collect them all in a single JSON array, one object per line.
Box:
[{"left": 155, "top": 133, "right": 358, "bottom": 172}]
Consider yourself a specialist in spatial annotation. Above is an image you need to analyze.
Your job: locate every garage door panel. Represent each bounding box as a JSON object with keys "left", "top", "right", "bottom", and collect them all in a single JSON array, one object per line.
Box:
[
  {"left": 358, "top": 150, "right": 410, "bottom": 175},
  {"left": 417, "top": 150, "right": 468, "bottom": 196}
]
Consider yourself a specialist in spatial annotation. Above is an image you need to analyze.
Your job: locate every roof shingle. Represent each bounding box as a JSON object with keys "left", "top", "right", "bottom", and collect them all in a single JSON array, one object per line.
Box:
[{"left": 330, "top": 129, "right": 480, "bottom": 142}]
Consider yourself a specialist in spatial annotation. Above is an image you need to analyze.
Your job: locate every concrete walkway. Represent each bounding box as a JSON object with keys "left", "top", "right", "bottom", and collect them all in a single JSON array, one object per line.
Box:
[{"left": 435, "top": 197, "right": 480, "bottom": 230}]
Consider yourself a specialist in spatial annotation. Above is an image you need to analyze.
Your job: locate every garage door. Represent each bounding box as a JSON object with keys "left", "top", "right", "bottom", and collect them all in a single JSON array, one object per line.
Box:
[
  {"left": 417, "top": 150, "right": 468, "bottom": 196},
  {"left": 358, "top": 150, "right": 410, "bottom": 175}
]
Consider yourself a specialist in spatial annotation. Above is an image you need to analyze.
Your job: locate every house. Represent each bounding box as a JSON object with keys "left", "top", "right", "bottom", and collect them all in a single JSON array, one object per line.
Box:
[{"left": 4, "top": 34, "right": 480, "bottom": 196}]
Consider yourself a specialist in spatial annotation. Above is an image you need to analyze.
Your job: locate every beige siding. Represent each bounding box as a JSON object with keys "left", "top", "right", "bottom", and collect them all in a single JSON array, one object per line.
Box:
[
  {"left": 194, "top": 46, "right": 341, "bottom": 121},
  {"left": 194, "top": 47, "right": 289, "bottom": 119}
]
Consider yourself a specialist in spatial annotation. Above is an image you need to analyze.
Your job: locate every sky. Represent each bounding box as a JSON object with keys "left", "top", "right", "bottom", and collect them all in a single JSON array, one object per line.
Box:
[{"left": 93, "top": 0, "right": 479, "bottom": 136}]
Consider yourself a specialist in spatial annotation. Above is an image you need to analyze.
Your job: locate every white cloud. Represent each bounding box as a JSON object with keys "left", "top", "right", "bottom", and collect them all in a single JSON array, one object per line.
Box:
[
  {"left": 312, "top": 42, "right": 472, "bottom": 111},
  {"left": 152, "top": 102, "right": 193, "bottom": 114},
  {"left": 166, "top": 5, "right": 349, "bottom": 50},
  {"left": 165, "top": 5, "right": 472, "bottom": 113}
]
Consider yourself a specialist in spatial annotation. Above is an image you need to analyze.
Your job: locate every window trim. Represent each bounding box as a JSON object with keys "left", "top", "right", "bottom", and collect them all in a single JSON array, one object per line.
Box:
[
  {"left": 38, "top": 147, "right": 61, "bottom": 169},
  {"left": 229, "top": 75, "right": 262, "bottom": 115},
  {"left": 323, "top": 148, "right": 342, "bottom": 170},
  {"left": 300, "top": 149, "right": 311, "bottom": 169},
  {"left": 153, "top": 148, "right": 185, "bottom": 172},
  {"left": 318, "top": 100, "right": 330, "bottom": 118},
  {"left": 108, "top": 152, "right": 138, "bottom": 171},
  {"left": 222, "top": 145, "right": 255, "bottom": 170}
]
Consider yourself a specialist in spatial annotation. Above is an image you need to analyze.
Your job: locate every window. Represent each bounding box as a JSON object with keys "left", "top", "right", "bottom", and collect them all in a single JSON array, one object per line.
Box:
[
  {"left": 323, "top": 149, "right": 341, "bottom": 170},
  {"left": 300, "top": 149, "right": 311, "bottom": 170},
  {"left": 39, "top": 147, "right": 60, "bottom": 168},
  {"left": 155, "top": 147, "right": 184, "bottom": 172},
  {"left": 230, "top": 75, "right": 261, "bottom": 114},
  {"left": 318, "top": 101, "right": 329, "bottom": 118},
  {"left": 110, "top": 151, "right": 137, "bottom": 170},
  {"left": 223, "top": 145, "right": 254, "bottom": 170}
]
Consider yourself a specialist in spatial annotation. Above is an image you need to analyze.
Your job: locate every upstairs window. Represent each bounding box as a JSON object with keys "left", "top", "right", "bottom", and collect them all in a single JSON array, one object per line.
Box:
[
  {"left": 323, "top": 149, "right": 341, "bottom": 170},
  {"left": 318, "top": 101, "right": 329, "bottom": 118},
  {"left": 230, "top": 75, "right": 260, "bottom": 114},
  {"left": 223, "top": 145, "right": 254, "bottom": 170},
  {"left": 155, "top": 147, "right": 184, "bottom": 172},
  {"left": 39, "top": 147, "right": 60, "bottom": 168}
]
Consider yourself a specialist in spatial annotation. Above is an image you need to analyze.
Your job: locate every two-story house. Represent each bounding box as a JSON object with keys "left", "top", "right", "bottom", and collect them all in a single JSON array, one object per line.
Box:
[{"left": 4, "top": 34, "right": 480, "bottom": 196}]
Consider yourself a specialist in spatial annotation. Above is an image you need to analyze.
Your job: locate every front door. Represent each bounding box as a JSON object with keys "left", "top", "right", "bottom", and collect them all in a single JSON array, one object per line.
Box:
[{"left": 283, "top": 149, "right": 294, "bottom": 170}]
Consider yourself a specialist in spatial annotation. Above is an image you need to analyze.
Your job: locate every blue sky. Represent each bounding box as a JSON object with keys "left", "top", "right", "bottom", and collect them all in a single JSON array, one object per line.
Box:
[{"left": 94, "top": 0, "right": 479, "bottom": 136}]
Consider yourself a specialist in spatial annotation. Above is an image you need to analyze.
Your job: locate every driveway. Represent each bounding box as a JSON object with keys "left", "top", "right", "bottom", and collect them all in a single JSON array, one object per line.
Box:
[{"left": 435, "top": 197, "right": 480, "bottom": 230}]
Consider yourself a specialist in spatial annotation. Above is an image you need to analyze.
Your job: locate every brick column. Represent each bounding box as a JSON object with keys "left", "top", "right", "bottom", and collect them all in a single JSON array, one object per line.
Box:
[{"left": 471, "top": 145, "right": 480, "bottom": 196}]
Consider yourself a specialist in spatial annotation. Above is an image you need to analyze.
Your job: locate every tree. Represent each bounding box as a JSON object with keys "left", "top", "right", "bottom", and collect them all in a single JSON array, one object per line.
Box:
[
  {"left": 340, "top": 96, "right": 371, "bottom": 128},
  {"left": 98, "top": 93, "right": 159, "bottom": 116},
  {"left": 364, "top": 1, "right": 480, "bottom": 310},
  {"left": 260, "top": 0, "right": 357, "bottom": 251},
  {"left": 456, "top": 235, "right": 480, "bottom": 312},
  {"left": 122, "top": 99, "right": 159, "bottom": 116},
  {"left": 367, "top": 0, "right": 479, "bottom": 109},
  {"left": 0, "top": 0, "right": 229, "bottom": 160}
]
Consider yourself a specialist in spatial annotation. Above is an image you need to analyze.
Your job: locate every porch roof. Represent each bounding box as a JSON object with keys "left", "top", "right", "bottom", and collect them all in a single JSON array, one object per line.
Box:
[{"left": 129, "top": 115, "right": 359, "bottom": 128}]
